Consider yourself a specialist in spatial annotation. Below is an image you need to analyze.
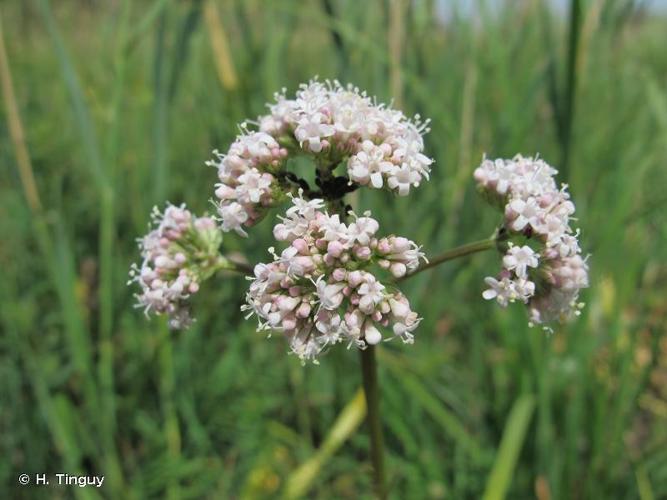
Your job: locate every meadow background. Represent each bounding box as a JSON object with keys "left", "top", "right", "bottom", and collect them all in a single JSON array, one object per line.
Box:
[{"left": 1, "top": 0, "right": 666, "bottom": 498}]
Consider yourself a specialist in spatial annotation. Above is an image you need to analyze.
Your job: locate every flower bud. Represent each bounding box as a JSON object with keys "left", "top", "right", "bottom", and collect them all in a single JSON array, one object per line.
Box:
[{"left": 364, "top": 324, "right": 382, "bottom": 345}]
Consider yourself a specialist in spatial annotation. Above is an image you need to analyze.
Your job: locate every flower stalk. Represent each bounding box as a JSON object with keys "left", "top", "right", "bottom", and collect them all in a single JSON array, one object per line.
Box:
[
  {"left": 360, "top": 345, "right": 387, "bottom": 499},
  {"left": 220, "top": 257, "right": 254, "bottom": 276},
  {"left": 399, "top": 237, "right": 497, "bottom": 282}
]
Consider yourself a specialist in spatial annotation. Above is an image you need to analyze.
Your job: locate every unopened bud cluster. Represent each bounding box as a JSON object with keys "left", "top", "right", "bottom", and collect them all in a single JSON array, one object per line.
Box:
[
  {"left": 209, "top": 79, "right": 433, "bottom": 237},
  {"left": 129, "top": 204, "right": 224, "bottom": 329},
  {"left": 243, "top": 193, "right": 426, "bottom": 362},
  {"left": 474, "top": 155, "right": 589, "bottom": 327}
]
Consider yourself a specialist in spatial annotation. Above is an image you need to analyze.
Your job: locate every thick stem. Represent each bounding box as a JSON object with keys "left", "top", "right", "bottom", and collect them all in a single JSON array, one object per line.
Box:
[
  {"left": 399, "top": 237, "right": 496, "bottom": 282},
  {"left": 360, "top": 345, "right": 387, "bottom": 499}
]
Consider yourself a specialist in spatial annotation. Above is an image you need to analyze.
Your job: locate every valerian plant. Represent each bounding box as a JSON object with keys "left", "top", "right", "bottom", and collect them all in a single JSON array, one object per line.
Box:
[{"left": 130, "top": 79, "right": 589, "bottom": 498}]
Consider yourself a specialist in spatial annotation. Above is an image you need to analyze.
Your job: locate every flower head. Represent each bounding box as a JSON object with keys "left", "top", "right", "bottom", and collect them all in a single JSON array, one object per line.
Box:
[
  {"left": 243, "top": 193, "right": 426, "bottom": 362},
  {"left": 129, "top": 204, "right": 224, "bottom": 329},
  {"left": 476, "top": 155, "right": 589, "bottom": 328},
  {"left": 211, "top": 79, "right": 434, "bottom": 237}
]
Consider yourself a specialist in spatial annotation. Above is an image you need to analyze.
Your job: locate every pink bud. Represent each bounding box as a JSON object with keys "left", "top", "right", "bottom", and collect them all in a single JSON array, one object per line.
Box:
[
  {"left": 278, "top": 296, "right": 300, "bottom": 312},
  {"left": 292, "top": 238, "right": 309, "bottom": 254},
  {"left": 293, "top": 256, "right": 315, "bottom": 273},
  {"left": 165, "top": 229, "right": 181, "bottom": 240},
  {"left": 377, "top": 239, "right": 391, "bottom": 254},
  {"left": 327, "top": 241, "right": 345, "bottom": 258},
  {"left": 364, "top": 324, "right": 382, "bottom": 345},
  {"left": 215, "top": 185, "right": 236, "bottom": 200},
  {"left": 390, "top": 262, "right": 407, "bottom": 278},
  {"left": 296, "top": 302, "right": 311, "bottom": 318},
  {"left": 390, "top": 298, "right": 410, "bottom": 319},
  {"left": 273, "top": 224, "right": 290, "bottom": 241},
  {"left": 188, "top": 282, "right": 199, "bottom": 293},
  {"left": 354, "top": 246, "right": 372, "bottom": 260},
  {"left": 282, "top": 315, "right": 297, "bottom": 331},
  {"left": 348, "top": 271, "right": 363, "bottom": 287},
  {"left": 392, "top": 237, "right": 411, "bottom": 252},
  {"left": 332, "top": 268, "right": 347, "bottom": 281},
  {"left": 226, "top": 154, "right": 245, "bottom": 169}
]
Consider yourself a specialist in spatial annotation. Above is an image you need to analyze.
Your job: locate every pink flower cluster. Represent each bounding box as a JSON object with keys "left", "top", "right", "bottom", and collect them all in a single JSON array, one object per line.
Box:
[
  {"left": 474, "top": 155, "right": 589, "bottom": 327},
  {"left": 243, "top": 193, "right": 426, "bottom": 362},
  {"left": 129, "top": 204, "right": 223, "bottom": 329},
  {"left": 209, "top": 79, "right": 434, "bottom": 237}
]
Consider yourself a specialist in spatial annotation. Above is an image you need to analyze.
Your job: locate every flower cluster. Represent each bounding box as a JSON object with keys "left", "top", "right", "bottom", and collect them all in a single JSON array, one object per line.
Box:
[
  {"left": 474, "top": 155, "right": 589, "bottom": 327},
  {"left": 209, "top": 79, "right": 433, "bottom": 236},
  {"left": 208, "top": 131, "right": 288, "bottom": 236},
  {"left": 243, "top": 193, "right": 426, "bottom": 362},
  {"left": 129, "top": 204, "right": 224, "bottom": 329}
]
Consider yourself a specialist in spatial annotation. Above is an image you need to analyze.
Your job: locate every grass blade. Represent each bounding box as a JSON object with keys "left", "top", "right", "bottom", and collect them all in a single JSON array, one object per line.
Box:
[
  {"left": 36, "top": 0, "right": 108, "bottom": 192},
  {"left": 203, "top": 0, "right": 238, "bottom": 91},
  {"left": 483, "top": 395, "right": 536, "bottom": 500},
  {"left": 381, "top": 350, "right": 486, "bottom": 461},
  {"left": 0, "top": 11, "right": 41, "bottom": 213},
  {"left": 284, "top": 388, "right": 366, "bottom": 499}
]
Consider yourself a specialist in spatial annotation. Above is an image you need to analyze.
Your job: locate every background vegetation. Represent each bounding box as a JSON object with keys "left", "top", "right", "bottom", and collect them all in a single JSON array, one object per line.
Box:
[{"left": 1, "top": 0, "right": 666, "bottom": 498}]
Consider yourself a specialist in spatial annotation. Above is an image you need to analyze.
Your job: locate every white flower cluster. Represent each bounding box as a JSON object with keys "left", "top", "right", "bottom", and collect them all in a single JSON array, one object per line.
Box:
[
  {"left": 208, "top": 131, "right": 288, "bottom": 236},
  {"left": 209, "top": 79, "right": 434, "bottom": 236},
  {"left": 474, "top": 155, "right": 589, "bottom": 327},
  {"left": 243, "top": 193, "right": 426, "bottom": 362},
  {"left": 129, "top": 204, "right": 223, "bottom": 329}
]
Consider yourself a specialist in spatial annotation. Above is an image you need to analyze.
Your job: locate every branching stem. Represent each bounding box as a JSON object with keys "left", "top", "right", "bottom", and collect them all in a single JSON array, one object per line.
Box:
[{"left": 399, "top": 237, "right": 497, "bottom": 282}]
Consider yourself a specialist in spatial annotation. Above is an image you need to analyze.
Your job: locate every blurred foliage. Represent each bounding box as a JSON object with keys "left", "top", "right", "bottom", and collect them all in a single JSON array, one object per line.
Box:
[{"left": 1, "top": 0, "right": 666, "bottom": 498}]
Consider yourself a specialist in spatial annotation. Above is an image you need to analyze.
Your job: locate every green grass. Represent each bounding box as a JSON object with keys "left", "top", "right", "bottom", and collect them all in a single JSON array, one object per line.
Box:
[{"left": 1, "top": 0, "right": 666, "bottom": 498}]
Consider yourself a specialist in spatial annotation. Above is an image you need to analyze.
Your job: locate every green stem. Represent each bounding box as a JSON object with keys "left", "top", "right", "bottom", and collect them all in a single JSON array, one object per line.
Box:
[
  {"left": 226, "top": 259, "right": 254, "bottom": 275},
  {"left": 215, "top": 256, "right": 253, "bottom": 276},
  {"left": 400, "top": 237, "right": 496, "bottom": 282},
  {"left": 360, "top": 345, "right": 387, "bottom": 499},
  {"left": 561, "top": 0, "right": 582, "bottom": 181}
]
